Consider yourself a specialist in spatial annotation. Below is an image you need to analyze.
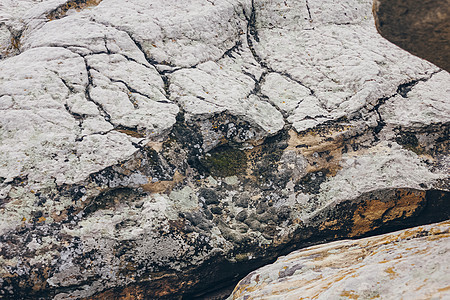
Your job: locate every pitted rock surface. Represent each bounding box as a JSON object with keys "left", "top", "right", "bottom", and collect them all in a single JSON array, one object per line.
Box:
[{"left": 0, "top": 0, "right": 449, "bottom": 299}]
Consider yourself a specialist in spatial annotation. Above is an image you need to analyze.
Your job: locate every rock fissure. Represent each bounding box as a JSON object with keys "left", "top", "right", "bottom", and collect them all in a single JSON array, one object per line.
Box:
[
  {"left": 107, "top": 78, "right": 146, "bottom": 108},
  {"left": 102, "top": 36, "right": 111, "bottom": 55},
  {"left": 63, "top": 103, "right": 84, "bottom": 131},
  {"left": 243, "top": 1, "right": 316, "bottom": 102},
  {"left": 245, "top": 71, "right": 291, "bottom": 121},
  {"left": 0, "top": 0, "right": 449, "bottom": 299},
  {"left": 85, "top": 17, "right": 176, "bottom": 101},
  {"left": 59, "top": 77, "right": 77, "bottom": 94},
  {"left": 82, "top": 57, "right": 114, "bottom": 126},
  {"left": 243, "top": 4, "right": 264, "bottom": 73},
  {"left": 305, "top": 0, "right": 313, "bottom": 22},
  {"left": 363, "top": 69, "right": 445, "bottom": 140},
  {"left": 122, "top": 31, "right": 175, "bottom": 100},
  {"left": 372, "top": 96, "right": 389, "bottom": 137},
  {"left": 397, "top": 70, "right": 442, "bottom": 98},
  {"left": 220, "top": 39, "right": 243, "bottom": 60}
]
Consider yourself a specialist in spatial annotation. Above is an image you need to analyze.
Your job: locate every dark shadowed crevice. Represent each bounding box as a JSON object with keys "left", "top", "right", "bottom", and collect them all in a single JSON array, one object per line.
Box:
[
  {"left": 364, "top": 70, "right": 444, "bottom": 141},
  {"left": 243, "top": 1, "right": 315, "bottom": 97},
  {"left": 220, "top": 40, "right": 243, "bottom": 60},
  {"left": 396, "top": 70, "right": 441, "bottom": 98},
  {"left": 84, "top": 187, "right": 449, "bottom": 300},
  {"left": 372, "top": 96, "right": 389, "bottom": 137},
  {"left": 82, "top": 57, "right": 114, "bottom": 128}
]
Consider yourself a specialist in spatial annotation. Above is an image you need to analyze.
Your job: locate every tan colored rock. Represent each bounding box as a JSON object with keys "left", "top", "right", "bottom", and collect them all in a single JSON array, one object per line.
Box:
[
  {"left": 229, "top": 220, "right": 450, "bottom": 299},
  {"left": 373, "top": 0, "right": 450, "bottom": 72}
]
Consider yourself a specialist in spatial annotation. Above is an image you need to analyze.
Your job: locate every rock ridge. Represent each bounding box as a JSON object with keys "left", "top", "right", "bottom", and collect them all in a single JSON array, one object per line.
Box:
[{"left": 0, "top": 0, "right": 448, "bottom": 298}]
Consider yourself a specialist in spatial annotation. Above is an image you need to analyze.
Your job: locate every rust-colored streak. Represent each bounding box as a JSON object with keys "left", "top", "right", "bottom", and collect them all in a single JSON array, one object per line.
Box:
[
  {"left": 438, "top": 286, "right": 450, "bottom": 293},
  {"left": 47, "top": 0, "right": 103, "bottom": 20},
  {"left": 384, "top": 266, "right": 397, "bottom": 279},
  {"left": 87, "top": 273, "right": 198, "bottom": 300},
  {"left": 350, "top": 189, "right": 425, "bottom": 237},
  {"left": 340, "top": 290, "right": 360, "bottom": 299},
  {"left": 319, "top": 219, "right": 339, "bottom": 231},
  {"left": 141, "top": 171, "right": 184, "bottom": 193},
  {"left": 116, "top": 129, "right": 145, "bottom": 138},
  {"left": 287, "top": 127, "right": 353, "bottom": 177}
]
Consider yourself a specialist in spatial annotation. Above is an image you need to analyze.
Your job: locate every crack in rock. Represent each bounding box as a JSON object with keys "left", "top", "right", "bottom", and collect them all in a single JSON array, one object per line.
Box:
[
  {"left": 396, "top": 70, "right": 442, "bottom": 98},
  {"left": 243, "top": 1, "right": 316, "bottom": 98},
  {"left": 83, "top": 57, "right": 113, "bottom": 125},
  {"left": 47, "top": 0, "right": 104, "bottom": 21},
  {"left": 0, "top": 1, "right": 448, "bottom": 299},
  {"left": 305, "top": 0, "right": 313, "bottom": 22}
]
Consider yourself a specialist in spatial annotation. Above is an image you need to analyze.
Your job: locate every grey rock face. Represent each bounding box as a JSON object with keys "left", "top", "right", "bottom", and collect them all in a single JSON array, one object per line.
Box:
[{"left": 0, "top": 0, "right": 448, "bottom": 298}]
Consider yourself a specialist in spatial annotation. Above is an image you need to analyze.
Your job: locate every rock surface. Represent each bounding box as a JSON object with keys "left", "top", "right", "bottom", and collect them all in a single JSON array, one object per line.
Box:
[
  {"left": 373, "top": 0, "right": 450, "bottom": 72},
  {"left": 228, "top": 220, "right": 450, "bottom": 300},
  {"left": 0, "top": 0, "right": 449, "bottom": 299}
]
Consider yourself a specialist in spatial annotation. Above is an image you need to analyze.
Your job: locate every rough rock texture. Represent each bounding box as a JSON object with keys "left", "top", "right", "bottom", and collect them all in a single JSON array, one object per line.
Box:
[
  {"left": 0, "top": 0, "right": 449, "bottom": 299},
  {"left": 373, "top": 0, "right": 450, "bottom": 72},
  {"left": 229, "top": 220, "right": 450, "bottom": 300}
]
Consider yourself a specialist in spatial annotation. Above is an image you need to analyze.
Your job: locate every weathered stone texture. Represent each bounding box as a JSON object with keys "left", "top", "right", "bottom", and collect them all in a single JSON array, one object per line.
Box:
[
  {"left": 0, "top": 0, "right": 449, "bottom": 298},
  {"left": 228, "top": 221, "right": 450, "bottom": 300}
]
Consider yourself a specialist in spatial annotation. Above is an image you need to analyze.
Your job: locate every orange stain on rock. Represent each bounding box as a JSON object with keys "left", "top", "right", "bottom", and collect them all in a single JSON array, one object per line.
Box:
[
  {"left": 340, "top": 290, "right": 360, "bottom": 299},
  {"left": 141, "top": 171, "right": 184, "bottom": 193},
  {"left": 384, "top": 266, "right": 397, "bottom": 279},
  {"left": 47, "top": 0, "right": 103, "bottom": 20},
  {"left": 350, "top": 189, "right": 425, "bottom": 237}
]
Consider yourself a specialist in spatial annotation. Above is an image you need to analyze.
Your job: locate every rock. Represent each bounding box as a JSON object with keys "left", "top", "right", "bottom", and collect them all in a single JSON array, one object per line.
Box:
[
  {"left": 373, "top": 0, "right": 450, "bottom": 72},
  {"left": 228, "top": 220, "right": 450, "bottom": 299},
  {"left": 0, "top": 0, "right": 449, "bottom": 299},
  {"left": 235, "top": 210, "right": 248, "bottom": 223}
]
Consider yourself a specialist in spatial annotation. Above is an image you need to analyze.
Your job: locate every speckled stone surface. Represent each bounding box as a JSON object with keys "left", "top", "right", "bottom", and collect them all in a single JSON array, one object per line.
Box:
[
  {"left": 228, "top": 220, "right": 450, "bottom": 300},
  {"left": 0, "top": 0, "right": 449, "bottom": 298}
]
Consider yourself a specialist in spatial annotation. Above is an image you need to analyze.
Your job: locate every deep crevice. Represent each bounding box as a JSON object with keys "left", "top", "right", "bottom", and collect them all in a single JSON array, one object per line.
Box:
[
  {"left": 241, "top": 0, "right": 315, "bottom": 122},
  {"left": 243, "top": 2, "right": 315, "bottom": 97},
  {"left": 108, "top": 78, "right": 147, "bottom": 108},
  {"left": 364, "top": 70, "right": 442, "bottom": 140},
  {"left": 397, "top": 80, "right": 420, "bottom": 98},
  {"left": 372, "top": 96, "right": 389, "bottom": 137},
  {"left": 85, "top": 18, "right": 176, "bottom": 101},
  {"left": 83, "top": 57, "right": 114, "bottom": 127},
  {"left": 220, "top": 40, "right": 243, "bottom": 60},
  {"left": 122, "top": 31, "right": 174, "bottom": 99},
  {"left": 60, "top": 77, "right": 77, "bottom": 94},
  {"left": 397, "top": 70, "right": 441, "bottom": 98}
]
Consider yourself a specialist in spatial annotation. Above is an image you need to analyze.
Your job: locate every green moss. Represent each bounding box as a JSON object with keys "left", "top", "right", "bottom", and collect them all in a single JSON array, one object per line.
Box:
[
  {"left": 396, "top": 132, "right": 426, "bottom": 155},
  {"left": 202, "top": 145, "right": 247, "bottom": 177}
]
